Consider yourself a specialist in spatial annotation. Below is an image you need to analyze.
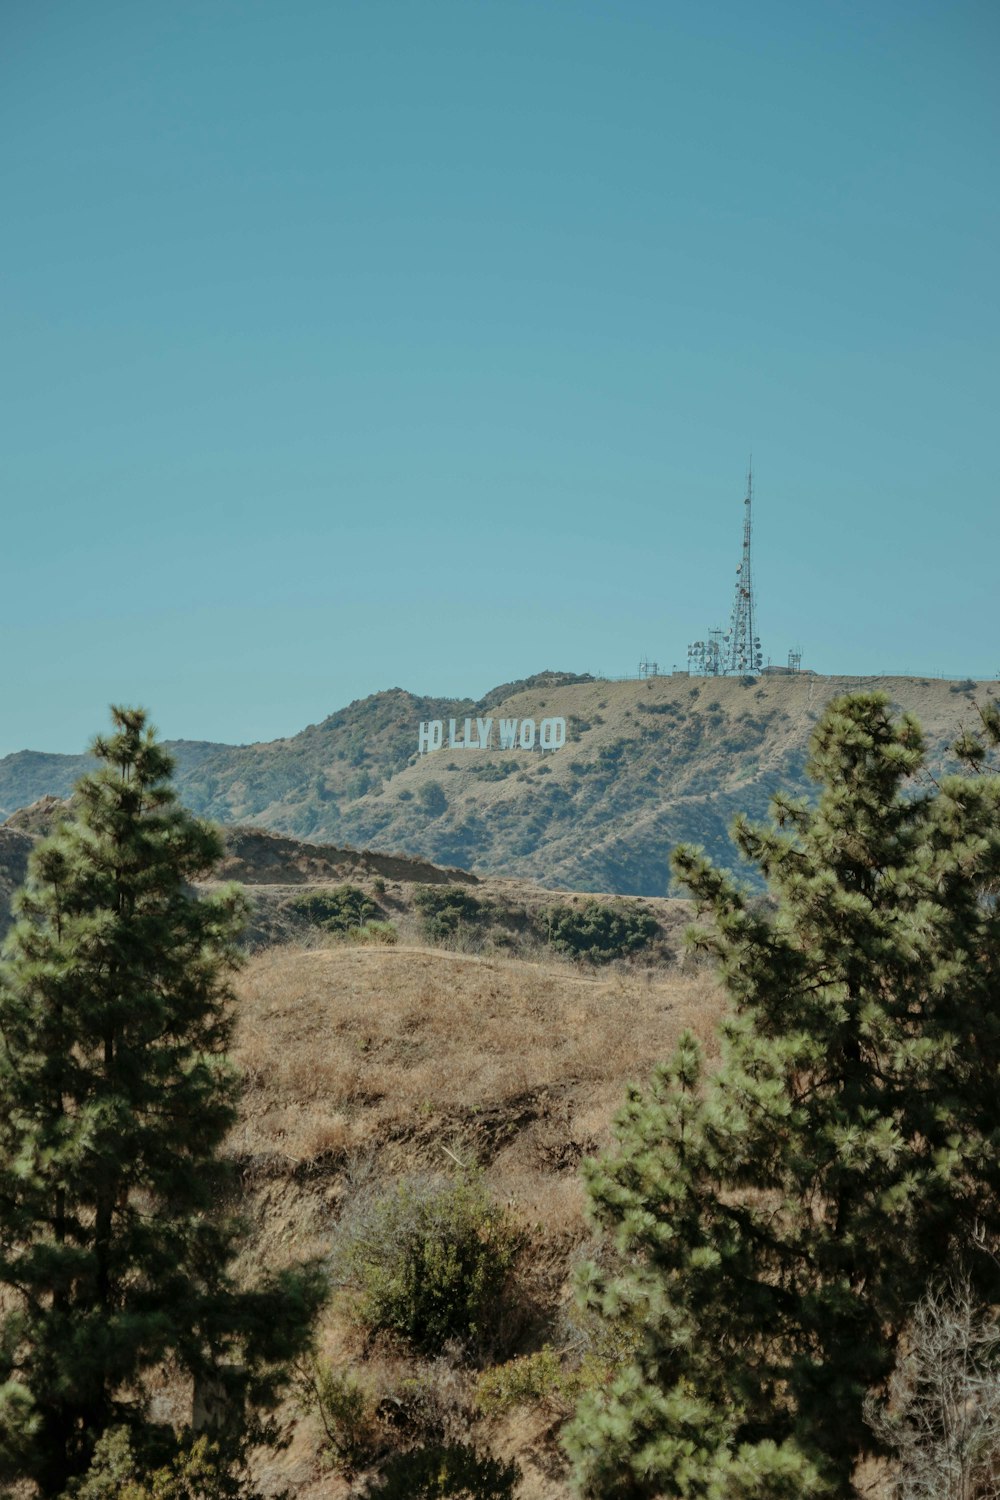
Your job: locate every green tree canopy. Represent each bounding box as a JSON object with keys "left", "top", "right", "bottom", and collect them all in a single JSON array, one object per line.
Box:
[
  {"left": 565, "top": 693, "right": 1000, "bottom": 1498},
  {"left": 0, "top": 707, "right": 324, "bottom": 1497}
]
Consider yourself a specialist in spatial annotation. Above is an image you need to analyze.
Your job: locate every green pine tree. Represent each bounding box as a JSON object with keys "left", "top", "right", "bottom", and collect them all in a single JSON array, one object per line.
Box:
[
  {"left": 564, "top": 693, "right": 1000, "bottom": 1498},
  {"left": 0, "top": 708, "right": 325, "bottom": 1498}
]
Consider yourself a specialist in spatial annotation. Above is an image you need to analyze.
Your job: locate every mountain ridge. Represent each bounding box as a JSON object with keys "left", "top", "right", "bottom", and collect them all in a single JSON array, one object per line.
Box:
[{"left": 0, "top": 671, "right": 990, "bottom": 895}]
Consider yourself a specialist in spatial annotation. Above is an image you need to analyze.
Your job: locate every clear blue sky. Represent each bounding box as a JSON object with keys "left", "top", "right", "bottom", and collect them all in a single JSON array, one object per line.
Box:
[{"left": 3, "top": 0, "right": 997, "bottom": 755}]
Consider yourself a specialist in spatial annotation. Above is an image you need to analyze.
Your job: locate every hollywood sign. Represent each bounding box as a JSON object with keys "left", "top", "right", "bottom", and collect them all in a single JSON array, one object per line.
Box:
[{"left": 418, "top": 716, "right": 567, "bottom": 754}]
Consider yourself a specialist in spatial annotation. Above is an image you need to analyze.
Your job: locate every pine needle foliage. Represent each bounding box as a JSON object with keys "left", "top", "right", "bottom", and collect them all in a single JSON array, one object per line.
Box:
[
  {"left": 0, "top": 707, "right": 325, "bottom": 1498},
  {"left": 565, "top": 693, "right": 1000, "bottom": 1498}
]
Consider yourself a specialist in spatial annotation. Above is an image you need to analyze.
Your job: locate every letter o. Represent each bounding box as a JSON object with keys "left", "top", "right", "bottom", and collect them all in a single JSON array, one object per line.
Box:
[
  {"left": 519, "top": 718, "right": 536, "bottom": 750},
  {"left": 540, "top": 717, "right": 566, "bottom": 750}
]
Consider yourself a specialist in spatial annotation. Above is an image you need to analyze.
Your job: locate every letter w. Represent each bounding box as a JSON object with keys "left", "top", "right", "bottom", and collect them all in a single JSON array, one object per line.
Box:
[{"left": 498, "top": 718, "right": 519, "bottom": 749}]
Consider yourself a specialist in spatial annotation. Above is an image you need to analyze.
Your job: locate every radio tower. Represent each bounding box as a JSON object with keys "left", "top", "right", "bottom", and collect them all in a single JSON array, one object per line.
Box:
[{"left": 724, "top": 462, "right": 763, "bottom": 675}]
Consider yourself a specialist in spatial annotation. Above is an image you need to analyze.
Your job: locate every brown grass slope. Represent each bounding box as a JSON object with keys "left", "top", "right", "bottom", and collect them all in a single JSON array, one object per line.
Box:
[{"left": 227, "top": 936, "right": 726, "bottom": 1498}]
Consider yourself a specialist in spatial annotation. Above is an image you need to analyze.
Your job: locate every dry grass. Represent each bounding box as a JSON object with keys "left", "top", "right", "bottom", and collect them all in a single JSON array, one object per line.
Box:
[
  {"left": 0, "top": 935, "right": 730, "bottom": 1498},
  {"left": 230, "top": 941, "right": 724, "bottom": 1179},
  {"left": 222, "top": 940, "right": 726, "bottom": 1498}
]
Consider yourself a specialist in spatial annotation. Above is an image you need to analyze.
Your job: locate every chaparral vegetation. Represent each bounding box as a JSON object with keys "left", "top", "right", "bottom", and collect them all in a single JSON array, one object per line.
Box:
[{"left": 0, "top": 692, "right": 997, "bottom": 1497}]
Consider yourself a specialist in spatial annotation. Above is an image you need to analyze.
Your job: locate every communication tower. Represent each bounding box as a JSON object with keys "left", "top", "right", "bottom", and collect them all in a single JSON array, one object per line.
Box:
[
  {"left": 687, "top": 629, "right": 725, "bottom": 676},
  {"left": 724, "top": 463, "right": 763, "bottom": 675},
  {"left": 687, "top": 469, "right": 764, "bottom": 676}
]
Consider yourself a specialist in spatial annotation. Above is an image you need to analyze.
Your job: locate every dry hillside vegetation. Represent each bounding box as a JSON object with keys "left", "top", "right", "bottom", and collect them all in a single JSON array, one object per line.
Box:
[
  {"left": 1, "top": 673, "right": 993, "bottom": 894},
  {"left": 0, "top": 802, "right": 691, "bottom": 967},
  {"left": 224, "top": 938, "right": 726, "bottom": 1498}
]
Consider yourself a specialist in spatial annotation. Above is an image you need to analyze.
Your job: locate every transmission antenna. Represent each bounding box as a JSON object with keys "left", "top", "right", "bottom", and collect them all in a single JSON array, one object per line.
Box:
[{"left": 725, "top": 462, "right": 763, "bottom": 675}]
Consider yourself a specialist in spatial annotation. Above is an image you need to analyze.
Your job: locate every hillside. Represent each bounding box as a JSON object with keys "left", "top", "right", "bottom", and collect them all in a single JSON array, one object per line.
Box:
[
  {"left": 0, "top": 790, "right": 714, "bottom": 1494},
  {"left": 0, "top": 803, "right": 692, "bottom": 964},
  {"left": 225, "top": 937, "right": 727, "bottom": 1497},
  {"left": 0, "top": 671, "right": 991, "bottom": 895}
]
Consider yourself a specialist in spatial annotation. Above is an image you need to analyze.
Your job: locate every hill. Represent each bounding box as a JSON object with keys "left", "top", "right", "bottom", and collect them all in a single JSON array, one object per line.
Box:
[
  {"left": 0, "top": 801, "right": 691, "bottom": 964},
  {"left": 225, "top": 935, "right": 726, "bottom": 1497},
  {"left": 0, "top": 792, "right": 710, "bottom": 1494},
  {"left": 0, "top": 671, "right": 991, "bottom": 895}
]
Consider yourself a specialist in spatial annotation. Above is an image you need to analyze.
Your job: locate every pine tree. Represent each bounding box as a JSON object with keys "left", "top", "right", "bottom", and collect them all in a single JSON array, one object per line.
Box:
[
  {"left": 565, "top": 693, "right": 1000, "bottom": 1498},
  {"left": 0, "top": 708, "right": 325, "bottom": 1497}
]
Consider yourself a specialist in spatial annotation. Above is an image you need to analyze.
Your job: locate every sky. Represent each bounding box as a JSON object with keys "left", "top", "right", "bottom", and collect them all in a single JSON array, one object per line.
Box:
[{"left": 2, "top": 0, "right": 998, "bottom": 755}]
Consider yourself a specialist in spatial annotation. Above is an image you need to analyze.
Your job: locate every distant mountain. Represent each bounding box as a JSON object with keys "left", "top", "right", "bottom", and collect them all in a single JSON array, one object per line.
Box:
[{"left": 0, "top": 671, "right": 988, "bottom": 896}]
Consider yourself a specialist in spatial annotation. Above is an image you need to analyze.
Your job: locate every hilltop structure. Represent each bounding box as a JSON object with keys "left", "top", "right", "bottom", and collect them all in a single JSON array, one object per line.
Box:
[
  {"left": 724, "top": 465, "right": 763, "bottom": 674},
  {"left": 688, "top": 465, "right": 766, "bottom": 676}
]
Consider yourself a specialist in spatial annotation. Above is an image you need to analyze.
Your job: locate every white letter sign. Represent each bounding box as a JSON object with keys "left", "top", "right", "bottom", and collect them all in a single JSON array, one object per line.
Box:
[
  {"left": 418, "top": 720, "right": 444, "bottom": 753},
  {"left": 418, "top": 715, "right": 565, "bottom": 755}
]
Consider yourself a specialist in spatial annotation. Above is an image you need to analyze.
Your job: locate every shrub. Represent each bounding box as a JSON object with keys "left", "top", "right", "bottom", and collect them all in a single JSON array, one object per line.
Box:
[
  {"left": 63, "top": 1427, "right": 253, "bottom": 1499},
  {"left": 345, "top": 769, "right": 373, "bottom": 799},
  {"left": 295, "top": 1361, "right": 380, "bottom": 1472},
  {"left": 863, "top": 1275, "right": 1000, "bottom": 1500},
  {"left": 336, "top": 1173, "right": 524, "bottom": 1355},
  {"left": 476, "top": 1347, "right": 564, "bottom": 1416},
  {"left": 418, "top": 782, "right": 448, "bottom": 816},
  {"left": 543, "top": 899, "right": 658, "bottom": 963},
  {"left": 475, "top": 1346, "right": 602, "bottom": 1419},
  {"left": 364, "top": 1441, "right": 520, "bottom": 1499},
  {"left": 347, "top": 919, "right": 398, "bottom": 946},
  {"left": 412, "top": 885, "right": 484, "bottom": 943},
  {"left": 291, "top": 884, "right": 379, "bottom": 932},
  {"left": 470, "top": 762, "right": 517, "bottom": 782}
]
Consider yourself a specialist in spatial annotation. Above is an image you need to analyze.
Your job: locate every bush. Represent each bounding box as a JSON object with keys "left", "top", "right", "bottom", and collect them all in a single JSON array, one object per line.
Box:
[
  {"left": 543, "top": 899, "right": 658, "bottom": 963},
  {"left": 364, "top": 1442, "right": 520, "bottom": 1499},
  {"left": 468, "top": 762, "right": 517, "bottom": 782},
  {"left": 62, "top": 1427, "right": 254, "bottom": 1500},
  {"left": 336, "top": 1173, "right": 524, "bottom": 1355},
  {"left": 347, "top": 919, "right": 398, "bottom": 946},
  {"left": 476, "top": 1347, "right": 565, "bottom": 1416},
  {"left": 418, "top": 782, "right": 448, "bottom": 816},
  {"left": 291, "top": 884, "right": 379, "bottom": 932},
  {"left": 295, "top": 1361, "right": 380, "bottom": 1472},
  {"left": 345, "top": 769, "right": 373, "bottom": 799},
  {"left": 412, "top": 885, "right": 484, "bottom": 943},
  {"left": 476, "top": 1346, "right": 602, "bottom": 1419},
  {"left": 864, "top": 1275, "right": 1000, "bottom": 1500}
]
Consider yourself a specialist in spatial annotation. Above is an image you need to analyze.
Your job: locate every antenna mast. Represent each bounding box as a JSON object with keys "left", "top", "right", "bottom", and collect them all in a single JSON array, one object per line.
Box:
[{"left": 725, "top": 462, "right": 763, "bottom": 675}]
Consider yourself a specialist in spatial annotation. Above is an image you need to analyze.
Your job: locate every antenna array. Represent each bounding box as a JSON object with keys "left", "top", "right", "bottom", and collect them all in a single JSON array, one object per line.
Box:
[
  {"left": 687, "top": 465, "right": 764, "bottom": 677},
  {"left": 724, "top": 465, "right": 762, "bottom": 674}
]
